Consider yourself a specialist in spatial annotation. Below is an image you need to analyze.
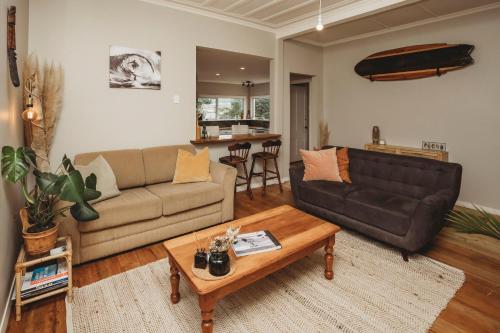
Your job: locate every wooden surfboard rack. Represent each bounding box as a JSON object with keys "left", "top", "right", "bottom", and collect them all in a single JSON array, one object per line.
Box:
[{"left": 354, "top": 43, "right": 474, "bottom": 81}]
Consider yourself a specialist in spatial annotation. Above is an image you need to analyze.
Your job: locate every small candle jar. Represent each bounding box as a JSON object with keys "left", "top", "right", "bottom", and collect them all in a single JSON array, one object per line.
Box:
[
  {"left": 209, "top": 251, "right": 230, "bottom": 276},
  {"left": 194, "top": 250, "right": 207, "bottom": 269}
]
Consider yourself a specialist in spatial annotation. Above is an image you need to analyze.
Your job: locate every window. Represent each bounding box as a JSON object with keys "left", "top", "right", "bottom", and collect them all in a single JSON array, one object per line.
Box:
[
  {"left": 197, "top": 97, "right": 216, "bottom": 120},
  {"left": 197, "top": 96, "right": 245, "bottom": 120},
  {"left": 251, "top": 96, "right": 270, "bottom": 120}
]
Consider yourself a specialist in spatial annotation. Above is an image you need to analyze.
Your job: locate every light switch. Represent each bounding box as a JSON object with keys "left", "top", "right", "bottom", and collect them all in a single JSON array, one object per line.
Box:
[{"left": 173, "top": 94, "right": 180, "bottom": 104}]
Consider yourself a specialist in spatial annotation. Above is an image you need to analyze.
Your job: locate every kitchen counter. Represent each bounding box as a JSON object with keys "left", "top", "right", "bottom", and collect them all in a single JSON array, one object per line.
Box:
[{"left": 190, "top": 133, "right": 281, "bottom": 145}]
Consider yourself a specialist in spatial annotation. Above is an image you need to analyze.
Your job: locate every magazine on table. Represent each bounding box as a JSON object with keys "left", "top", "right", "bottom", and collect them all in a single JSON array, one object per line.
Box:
[{"left": 232, "top": 230, "right": 281, "bottom": 257}]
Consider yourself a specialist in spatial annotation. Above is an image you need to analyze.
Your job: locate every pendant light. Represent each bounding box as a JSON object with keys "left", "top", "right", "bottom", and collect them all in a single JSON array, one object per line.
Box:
[
  {"left": 316, "top": 0, "right": 324, "bottom": 31},
  {"left": 21, "top": 94, "right": 38, "bottom": 122}
]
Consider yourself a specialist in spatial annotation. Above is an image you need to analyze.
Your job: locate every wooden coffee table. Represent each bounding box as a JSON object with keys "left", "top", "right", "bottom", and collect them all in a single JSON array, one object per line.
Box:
[{"left": 163, "top": 205, "right": 341, "bottom": 333}]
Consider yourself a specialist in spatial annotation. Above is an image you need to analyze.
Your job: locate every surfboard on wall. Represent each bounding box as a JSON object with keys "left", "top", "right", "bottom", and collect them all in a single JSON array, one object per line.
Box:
[{"left": 354, "top": 43, "right": 474, "bottom": 81}]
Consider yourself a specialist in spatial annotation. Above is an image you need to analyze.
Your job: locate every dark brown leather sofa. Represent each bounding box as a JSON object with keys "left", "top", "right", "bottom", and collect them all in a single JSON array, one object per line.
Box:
[{"left": 289, "top": 147, "right": 462, "bottom": 259}]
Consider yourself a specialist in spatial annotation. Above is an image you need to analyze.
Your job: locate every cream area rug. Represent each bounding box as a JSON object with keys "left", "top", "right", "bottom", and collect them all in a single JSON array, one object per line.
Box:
[{"left": 66, "top": 231, "right": 464, "bottom": 333}]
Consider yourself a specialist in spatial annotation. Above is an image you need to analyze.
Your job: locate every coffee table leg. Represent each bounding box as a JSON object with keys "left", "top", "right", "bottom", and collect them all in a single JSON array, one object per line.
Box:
[
  {"left": 324, "top": 235, "right": 335, "bottom": 280},
  {"left": 199, "top": 295, "right": 216, "bottom": 333},
  {"left": 169, "top": 255, "right": 180, "bottom": 304}
]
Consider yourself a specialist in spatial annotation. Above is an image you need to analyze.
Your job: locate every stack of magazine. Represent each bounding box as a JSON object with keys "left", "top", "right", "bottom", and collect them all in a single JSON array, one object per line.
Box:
[
  {"left": 232, "top": 230, "right": 281, "bottom": 257},
  {"left": 18, "top": 260, "right": 68, "bottom": 300}
]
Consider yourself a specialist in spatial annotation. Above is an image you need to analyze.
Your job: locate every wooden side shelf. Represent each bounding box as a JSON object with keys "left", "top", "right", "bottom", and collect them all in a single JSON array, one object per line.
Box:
[
  {"left": 14, "top": 237, "right": 73, "bottom": 321},
  {"left": 365, "top": 144, "right": 448, "bottom": 161}
]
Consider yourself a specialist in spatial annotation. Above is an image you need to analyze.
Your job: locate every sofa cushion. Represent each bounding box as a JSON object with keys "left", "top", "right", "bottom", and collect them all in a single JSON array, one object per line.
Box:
[
  {"left": 300, "top": 148, "right": 342, "bottom": 182},
  {"left": 298, "top": 180, "right": 359, "bottom": 214},
  {"left": 75, "top": 149, "right": 145, "bottom": 190},
  {"left": 172, "top": 147, "right": 212, "bottom": 184},
  {"left": 78, "top": 188, "right": 162, "bottom": 233},
  {"left": 146, "top": 182, "right": 225, "bottom": 216},
  {"left": 142, "top": 145, "right": 195, "bottom": 185},
  {"left": 344, "top": 188, "right": 419, "bottom": 236},
  {"left": 75, "top": 155, "right": 121, "bottom": 204}
]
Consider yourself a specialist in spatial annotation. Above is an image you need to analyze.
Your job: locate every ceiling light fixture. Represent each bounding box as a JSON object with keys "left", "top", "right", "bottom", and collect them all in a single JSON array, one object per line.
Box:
[
  {"left": 316, "top": 0, "right": 324, "bottom": 31},
  {"left": 242, "top": 80, "right": 254, "bottom": 87},
  {"left": 240, "top": 67, "right": 245, "bottom": 70},
  {"left": 215, "top": 73, "right": 221, "bottom": 76}
]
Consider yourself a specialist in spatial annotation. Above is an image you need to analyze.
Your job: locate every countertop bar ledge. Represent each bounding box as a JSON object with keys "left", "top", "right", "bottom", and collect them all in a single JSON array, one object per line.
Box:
[{"left": 190, "top": 133, "right": 281, "bottom": 145}]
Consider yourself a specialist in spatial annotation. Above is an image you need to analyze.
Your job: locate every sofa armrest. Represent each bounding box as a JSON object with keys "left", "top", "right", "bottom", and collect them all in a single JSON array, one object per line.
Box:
[
  {"left": 54, "top": 201, "right": 83, "bottom": 265},
  {"left": 406, "top": 189, "right": 455, "bottom": 251},
  {"left": 210, "top": 161, "right": 237, "bottom": 222},
  {"left": 289, "top": 164, "right": 305, "bottom": 202},
  {"left": 421, "top": 189, "right": 455, "bottom": 212}
]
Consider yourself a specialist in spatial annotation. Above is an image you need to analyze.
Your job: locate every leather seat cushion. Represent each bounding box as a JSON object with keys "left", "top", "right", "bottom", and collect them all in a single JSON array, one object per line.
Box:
[
  {"left": 345, "top": 188, "right": 419, "bottom": 236},
  {"left": 298, "top": 180, "right": 359, "bottom": 214},
  {"left": 78, "top": 188, "right": 163, "bottom": 233},
  {"left": 146, "top": 181, "right": 225, "bottom": 216}
]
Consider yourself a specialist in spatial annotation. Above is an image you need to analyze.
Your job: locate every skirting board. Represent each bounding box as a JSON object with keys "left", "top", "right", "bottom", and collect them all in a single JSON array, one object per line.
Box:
[
  {"left": 456, "top": 201, "right": 500, "bottom": 216},
  {"left": 0, "top": 278, "right": 15, "bottom": 333}
]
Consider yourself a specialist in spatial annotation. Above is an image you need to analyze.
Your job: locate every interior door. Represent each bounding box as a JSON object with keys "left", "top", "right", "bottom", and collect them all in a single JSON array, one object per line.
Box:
[{"left": 290, "top": 83, "right": 309, "bottom": 162}]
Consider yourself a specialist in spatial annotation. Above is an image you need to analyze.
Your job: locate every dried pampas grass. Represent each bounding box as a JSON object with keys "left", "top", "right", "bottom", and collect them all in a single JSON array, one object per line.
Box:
[
  {"left": 23, "top": 54, "right": 64, "bottom": 171},
  {"left": 319, "top": 119, "right": 330, "bottom": 148},
  {"left": 41, "top": 62, "right": 64, "bottom": 152}
]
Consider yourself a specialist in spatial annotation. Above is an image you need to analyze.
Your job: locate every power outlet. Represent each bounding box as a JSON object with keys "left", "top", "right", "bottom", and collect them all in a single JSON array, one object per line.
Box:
[{"left": 422, "top": 141, "right": 446, "bottom": 151}]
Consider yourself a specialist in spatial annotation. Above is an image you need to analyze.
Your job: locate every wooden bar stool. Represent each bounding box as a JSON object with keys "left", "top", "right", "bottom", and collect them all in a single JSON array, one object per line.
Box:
[
  {"left": 249, "top": 140, "right": 283, "bottom": 195},
  {"left": 219, "top": 142, "right": 253, "bottom": 199}
]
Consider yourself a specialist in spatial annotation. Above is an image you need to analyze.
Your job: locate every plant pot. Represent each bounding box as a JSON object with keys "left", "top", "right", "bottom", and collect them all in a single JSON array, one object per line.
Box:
[
  {"left": 209, "top": 251, "right": 230, "bottom": 277},
  {"left": 20, "top": 208, "right": 59, "bottom": 256}
]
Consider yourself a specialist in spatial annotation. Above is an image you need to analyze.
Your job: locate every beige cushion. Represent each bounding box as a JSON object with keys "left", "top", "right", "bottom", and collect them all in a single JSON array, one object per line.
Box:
[
  {"left": 172, "top": 147, "right": 211, "bottom": 184},
  {"left": 79, "top": 211, "right": 222, "bottom": 263},
  {"left": 78, "top": 188, "right": 162, "bottom": 233},
  {"left": 146, "top": 181, "right": 225, "bottom": 216},
  {"left": 142, "top": 145, "right": 195, "bottom": 185},
  {"left": 80, "top": 203, "right": 222, "bottom": 247},
  {"left": 75, "top": 155, "right": 121, "bottom": 203},
  {"left": 75, "top": 149, "right": 145, "bottom": 190}
]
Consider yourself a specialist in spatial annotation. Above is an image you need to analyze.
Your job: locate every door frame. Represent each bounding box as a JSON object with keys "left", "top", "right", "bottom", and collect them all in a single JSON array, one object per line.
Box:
[{"left": 289, "top": 80, "right": 310, "bottom": 163}]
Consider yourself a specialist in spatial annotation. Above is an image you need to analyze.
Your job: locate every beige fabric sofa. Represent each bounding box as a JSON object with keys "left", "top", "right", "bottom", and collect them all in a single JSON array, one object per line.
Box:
[{"left": 57, "top": 145, "right": 237, "bottom": 265}]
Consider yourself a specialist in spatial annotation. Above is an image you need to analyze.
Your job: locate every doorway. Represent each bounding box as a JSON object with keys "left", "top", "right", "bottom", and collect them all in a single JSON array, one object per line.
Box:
[{"left": 290, "top": 74, "right": 311, "bottom": 163}]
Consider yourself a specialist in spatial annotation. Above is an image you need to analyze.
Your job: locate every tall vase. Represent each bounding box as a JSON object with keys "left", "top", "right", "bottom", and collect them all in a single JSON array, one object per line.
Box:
[{"left": 372, "top": 126, "right": 380, "bottom": 144}]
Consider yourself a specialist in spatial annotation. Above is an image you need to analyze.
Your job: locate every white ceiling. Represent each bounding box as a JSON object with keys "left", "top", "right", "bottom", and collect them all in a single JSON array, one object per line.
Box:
[
  {"left": 197, "top": 47, "right": 270, "bottom": 84},
  {"left": 295, "top": 0, "right": 500, "bottom": 46},
  {"left": 147, "top": 0, "right": 355, "bottom": 28},
  {"left": 144, "top": 0, "right": 500, "bottom": 46}
]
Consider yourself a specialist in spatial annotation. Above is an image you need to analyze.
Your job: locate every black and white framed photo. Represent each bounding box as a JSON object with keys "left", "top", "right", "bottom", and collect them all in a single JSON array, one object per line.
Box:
[{"left": 109, "top": 46, "right": 161, "bottom": 89}]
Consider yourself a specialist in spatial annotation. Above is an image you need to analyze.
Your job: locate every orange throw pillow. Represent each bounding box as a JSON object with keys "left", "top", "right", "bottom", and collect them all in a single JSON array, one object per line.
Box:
[
  {"left": 336, "top": 147, "right": 352, "bottom": 183},
  {"left": 300, "top": 148, "right": 342, "bottom": 182}
]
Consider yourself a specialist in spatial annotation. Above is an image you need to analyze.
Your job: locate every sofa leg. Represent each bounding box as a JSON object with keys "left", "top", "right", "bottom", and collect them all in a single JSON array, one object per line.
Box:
[{"left": 401, "top": 250, "right": 409, "bottom": 262}]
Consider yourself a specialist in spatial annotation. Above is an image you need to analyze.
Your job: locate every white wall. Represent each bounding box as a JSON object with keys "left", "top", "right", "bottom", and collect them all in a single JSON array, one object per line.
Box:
[
  {"left": 28, "top": 0, "right": 276, "bottom": 166},
  {"left": 197, "top": 82, "right": 269, "bottom": 97},
  {"left": 282, "top": 40, "right": 323, "bottom": 176},
  {"left": 322, "top": 8, "right": 500, "bottom": 210},
  {"left": 0, "top": 0, "right": 28, "bottom": 329},
  {"left": 197, "top": 82, "right": 247, "bottom": 97}
]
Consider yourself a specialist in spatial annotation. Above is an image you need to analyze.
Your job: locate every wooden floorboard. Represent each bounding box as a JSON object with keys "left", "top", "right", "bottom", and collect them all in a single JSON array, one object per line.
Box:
[{"left": 6, "top": 185, "right": 500, "bottom": 332}]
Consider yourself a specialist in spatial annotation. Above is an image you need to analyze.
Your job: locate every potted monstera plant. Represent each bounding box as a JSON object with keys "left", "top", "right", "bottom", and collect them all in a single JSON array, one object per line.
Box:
[{"left": 1, "top": 146, "right": 101, "bottom": 255}]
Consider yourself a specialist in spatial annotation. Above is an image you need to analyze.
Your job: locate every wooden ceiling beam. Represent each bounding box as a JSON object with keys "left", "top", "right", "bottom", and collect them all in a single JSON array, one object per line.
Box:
[
  {"left": 224, "top": 0, "right": 247, "bottom": 12},
  {"left": 261, "top": 0, "right": 317, "bottom": 22},
  {"left": 201, "top": 0, "right": 216, "bottom": 6},
  {"left": 243, "top": 0, "right": 284, "bottom": 17}
]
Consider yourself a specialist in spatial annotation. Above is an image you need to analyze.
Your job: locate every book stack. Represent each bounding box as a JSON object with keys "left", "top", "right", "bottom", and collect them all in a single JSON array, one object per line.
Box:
[
  {"left": 19, "top": 260, "right": 68, "bottom": 300},
  {"left": 232, "top": 230, "right": 281, "bottom": 257}
]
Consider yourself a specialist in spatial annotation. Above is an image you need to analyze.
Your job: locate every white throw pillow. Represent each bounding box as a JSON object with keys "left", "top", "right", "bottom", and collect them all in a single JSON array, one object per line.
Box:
[{"left": 75, "top": 155, "right": 121, "bottom": 204}]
